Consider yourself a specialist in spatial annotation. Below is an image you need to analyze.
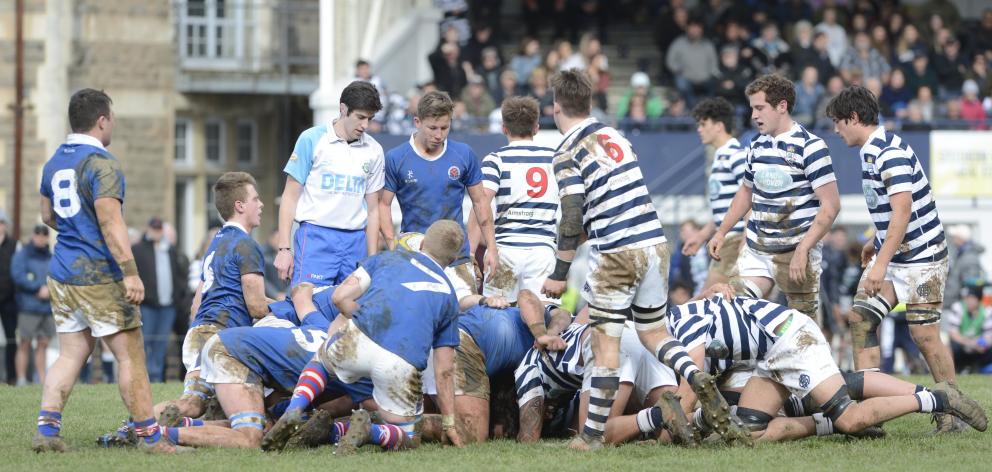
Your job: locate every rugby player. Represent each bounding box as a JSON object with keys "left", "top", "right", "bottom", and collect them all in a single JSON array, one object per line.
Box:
[
  {"left": 379, "top": 91, "right": 499, "bottom": 301},
  {"left": 540, "top": 69, "right": 748, "bottom": 450},
  {"left": 472, "top": 96, "right": 559, "bottom": 304},
  {"left": 682, "top": 97, "right": 748, "bottom": 289},
  {"left": 826, "top": 85, "right": 964, "bottom": 433},
  {"left": 708, "top": 74, "right": 840, "bottom": 320},
  {"left": 274, "top": 81, "right": 385, "bottom": 287},
  {"left": 263, "top": 220, "right": 466, "bottom": 454},
  {"left": 34, "top": 89, "right": 177, "bottom": 453},
  {"left": 666, "top": 287, "right": 987, "bottom": 441},
  {"left": 155, "top": 172, "right": 271, "bottom": 425}
]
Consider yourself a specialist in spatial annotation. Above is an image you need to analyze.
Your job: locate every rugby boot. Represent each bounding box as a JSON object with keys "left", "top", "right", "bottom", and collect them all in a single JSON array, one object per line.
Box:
[
  {"left": 285, "top": 409, "right": 335, "bottom": 449},
  {"left": 566, "top": 432, "right": 605, "bottom": 451},
  {"left": 158, "top": 403, "right": 183, "bottom": 427},
  {"left": 335, "top": 409, "right": 372, "bottom": 456},
  {"left": 656, "top": 392, "right": 697, "bottom": 447},
  {"left": 931, "top": 382, "right": 987, "bottom": 432},
  {"left": 930, "top": 414, "right": 970, "bottom": 435},
  {"left": 691, "top": 371, "right": 753, "bottom": 447},
  {"left": 261, "top": 408, "right": 306, "bottom": 452},
  {"left": 97, "top": 420, "right": 138, "bottom": 448},
  {"left": 32, "top": 432, "right": 69, "bottom": 453}
]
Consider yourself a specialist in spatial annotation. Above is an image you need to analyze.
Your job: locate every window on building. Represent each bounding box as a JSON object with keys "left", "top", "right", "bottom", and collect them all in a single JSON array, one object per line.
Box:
[
  {"left": 180, "top": 0, "right": 242, "bottom": 63},
  {"left": 205, "top": 119, "right": 224, "bottom": 165},
  {"left": 236, "top": 120, "right": 256, "bottom": 165},
  {"left": 175, "top": 119, "right": 192, "bottom": 165}
]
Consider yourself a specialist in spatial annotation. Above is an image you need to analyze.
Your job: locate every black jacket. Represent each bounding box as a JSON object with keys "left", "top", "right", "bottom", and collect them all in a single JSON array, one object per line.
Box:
[
  {"left": 0, "top": 234, "right": 16, "bottom": 302},
  {"left": 132, "top": 238, "right": 188, "bottom": 308}
]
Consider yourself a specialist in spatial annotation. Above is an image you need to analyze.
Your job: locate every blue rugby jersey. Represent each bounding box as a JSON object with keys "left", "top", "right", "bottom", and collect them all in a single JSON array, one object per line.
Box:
[
  {"left": 192, "top": 223, "right": 265, "bottom": 329},
  {"left": 384, "top": 136, "right": 482, "bottom": 260},
  {"left": 553, "top": 118, "right": 666, "bottom": 252},
  {"left": 708, "top": 138, "right": 747, "bottom": 234},
  {"left": 742, "top": 122, "right": 836, "bottom": 253},
  {"left": 859, "top": 127, "right": 946, "bottom": 264},
  {"left": 667, "top": 296, "right": 795, "bottom": 374},
  {"left": 40, "top": 134, "right": 125, "bottom": 285},
  {"left": 351, "top": 250, "right": 460, "bottom": 371},
  {"left": 458, "top": 305, "right": 551, "bottom": 376},
  {"left": 481, "top": 141, "right": 559, "bottom": 250}
]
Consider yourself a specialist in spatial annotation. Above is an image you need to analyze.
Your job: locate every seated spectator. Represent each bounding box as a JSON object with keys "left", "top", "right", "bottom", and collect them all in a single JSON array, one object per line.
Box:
[
  {"left": 974, "top": 8, "right": 992, "bottom": 57},
  {"left": 620, "top": 93, "right": 652, "bottom": 134},
  {"left": 666, "top": 17, "right": 720, "bottom": 107},
  {"left": 905, "top": 53, "right": 940, "bottom": 96},
  {"left": 477, "top": 47, "right": 503, "bottom": 97},
  {"left": 815, "top": 75, "right": 845, "bottom": 129},
  {"left": 460, "top": 76, "right": 495, "bottom": 131},
  {"left": 880, "top": 68, "right": 914, "bottom": 119},
  {"left": 870, "top": 24, "right": 892, "bottom": 63},
  {"left": 751, "top": 23, "right": 790, "bottom": 68},
  {"left": 654, "top": 2, "right": 690, "bottom": 58},
  {"left": 714, "top": 46, "right": 751, "bottom": 108},
  {"left": 462, "top": 22, "right": 501, "bottom": 71},
  {"left": 554, "top": 40, "right": 574, "bottom": 71},
  {"left": 892, "top": 24, "right": 928, "bottom": 68},
  {"left": 587, "top": 53, "right": 610, "bottom": 114},
  {"left": 960, "top": 79, "right": 988, "bottom": 130},
  {"left": 616, "top": 71, "right": 665, "bottom": 124},
  {"left": 386, "top": 88, "right": 420, "bottom": 136},
  {"left": 839, "top": 31, "right": 891, "bottom": 84},
  {"left": 793, "top": 66, "right": 824, "bottom": 126},
  {"left": 526, "top": 66, "right": 555, "bottom": 127},
  {"left": 451, "top": 100, "right": 470, "bottom": 131},
  {"left": 815, "top": 6, "right": 848, "bottom": 66},
  {"left": 945, "top": 283, "right": 992, "bottom": 374},
  {"left": 943, "top": 97, "right": 964, "bottom": 126},
  {"left": 792, "top": 30, "right": 836, "bottom": 84},
  {"left": 910, "top": 85, "right": 938, "bottom": 123},
  {"left": 509, "top": 37, "right": 541, "bottom": 88},
  {"left": 543, "top": 47, "right": 561, "bottom": 72},
  {"left": 933, "top": 36, "right": 969, "bottom": 97},
  {"left": 492, "top": 70, "right": 519, "bottom": 106},
  {"left": 562, "top": 32, "right": 605, "bottom": 72},
  {"left": 901, "top": 102, "right": 933, "bottom": 131},
  {"left": 436, "top": 0, "right": 470, "bottom": 46}
]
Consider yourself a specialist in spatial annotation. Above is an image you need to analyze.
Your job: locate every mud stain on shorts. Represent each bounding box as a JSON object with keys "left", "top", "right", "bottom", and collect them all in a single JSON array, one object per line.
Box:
[
  {"left": 592, "top": 249, "right": 647, "bottom": 293},
  {"left": 794, "top": 329, "right": 818, "bottom": 351},
  {"left": 487, "top": 259, "right": 517, "bottom": 293},
  {"left": 389, "top": 370, "right": 424, "bottom": 413},
  {"left": 454, "top": 331, "right": 490, "bottom": 400}
]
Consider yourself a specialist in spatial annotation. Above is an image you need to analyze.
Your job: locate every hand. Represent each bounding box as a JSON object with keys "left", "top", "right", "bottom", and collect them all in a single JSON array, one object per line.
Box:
[
  {"left": 122, "top": 274, "right": 145, "bottom": 304},
  {"left": 789, "top": 248, "right": 809, "bottom": 284},
  {"left": 274, "top": 249, "right": 294, "bottom": 281},
  {"left": 701, "top": 283, "right": 735, "bottom": 300},
  {"left": 484, "top": 247, "right": 500, "bottom": 280},
  {"left": 443, "top": 424, "right": 464, "bottom": 447},
  {"left": 860, "top": 241, "right": 876, "bottom": 269},
  {"left": 542, "top": 279, "right": 567, "bottom": 299},
  {"left": 484, "top": 295, "right": 509, "bottom": 309},
  {"left": 37, "top": 285, "right": 50, "bottom": 300},
  {"left": 682, "top": 233, "right": 707, "bottom": 256},
  {"left": 535, "top": 334, "right": 566, "bottom": 352},
  {"left": 708, "top": 232, "right": 726, "bottom": 260},
  {"left": 862, "top": 264, "right": 886, "bottom": 297}
]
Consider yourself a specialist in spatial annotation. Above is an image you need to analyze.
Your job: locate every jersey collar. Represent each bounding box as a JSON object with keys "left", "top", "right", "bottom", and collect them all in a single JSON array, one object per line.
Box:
[
  {"left": 560, "top": 117, "right": 597, "bottom": 145},
  {"left": 507, "top": 139, "right": 536, "bottom": 147},
  {"left": 328, "top": 121, "right": 367, "bottom": 147},
  {"left": 223, "top": 221, "right": 249, "bottom": 234},
  {"left": 860, "top": 126, "right": 888, "bottom": 161},
  {"left": 66, "top": 133, "right": 107, "bottom": 150},
  {"left": 409, "top": 133, "right": 447, "bottom": 161}
]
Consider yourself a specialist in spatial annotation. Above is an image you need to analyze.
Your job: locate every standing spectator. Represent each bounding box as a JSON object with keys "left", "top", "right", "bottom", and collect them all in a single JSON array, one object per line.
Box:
[
  {"left": 132, "top": 217, "right": 186, "bottom": 383},
  {"left": 944, "top": 283, "right": 992, "bottom": 373},
  {"left": 934, "top": 37, "right": 969, "bottom": 97},
  {"left": 435, "top": 0, "right": 470, "bottom": 46},
  {"left": 945, "top": 225, "right": 987, "bottom": 307},
  {"left": 654, "top": 0, "right": 688, "bottom": 56},
  {"left": 463, "top": 23, "right": 502, "bottom": 72},
  {"left": 960, "top": 79, "right": 988, "bottom": 130},
  {"left": 262, "top": 229, "right": 288, "bottom": 301},
  {"left": 509, "top": 37, "right": 541, "bottom": 89},
  {"left": 793, "top": 65, "right": 824, "bottom": 126},
  {"left": 839, "top": 31, "right": 891, "bottom": 84},
  {"left": 429, "top": 42, "right": 469, "bottom": 97},
  {"left": 666, "top": 17, "right": 720, "bottom": 107},
  {"left": 0, "top": 209, "right": 17, "bottom": 385},
  {"left": 815, "top": 7, "right": 848, "bottom": 66},
  {"left": 11, "top": 225, "right": 52, "bottom": 386}
]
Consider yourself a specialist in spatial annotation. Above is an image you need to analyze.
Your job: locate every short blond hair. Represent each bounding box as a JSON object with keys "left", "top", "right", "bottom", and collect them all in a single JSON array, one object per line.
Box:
[
  {"left": 423, "top": 220, "right": 464, "bottom": 267},
  {"left": 417, "top": 90, "right": 455, "bottom": 119},
  {"left": 213, "top": 172, "right": 257, "bottom": 220}
]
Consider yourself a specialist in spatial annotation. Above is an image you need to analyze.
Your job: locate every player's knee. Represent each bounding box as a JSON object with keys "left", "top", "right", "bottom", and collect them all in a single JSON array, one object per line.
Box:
[
  {"left": 787, "top": 293, "right": 818, "bottom": 318},
  {"left": 906, "top": 307, "right": 941, "bottom": 328},
  {"left": 819, "top": 386, "right": 855, "bottom": 429},
  {"left": 736, "top": 407, "right": 773, "bottom": 432},
  {"left": 841, "top": 371, "right": 866, "bottom": 400},
  {"left": 587, "top": 305, "right": 626, "bottom": 338},
  {"left": 850, "top": 293, "right": 890, "bottom": 349}
]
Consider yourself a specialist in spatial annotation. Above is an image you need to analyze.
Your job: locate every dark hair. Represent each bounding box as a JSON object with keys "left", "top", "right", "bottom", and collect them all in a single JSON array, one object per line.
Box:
[
  {"left": 549, "top": 69, "right": 592, "bottom": 118},
  {"left": 691, "top": 97, "right": 735, "bottom": 134},
  {"left": 501, "top": 96, "right": 540, "bottom": 137},
  {"left": 745, "top": 74, "right": 796, "bottom": 113},
  {"left": 213, "top": 172, "right": 257, "bottom": 220},
  {"left": 417, "top": 90, "right": 455, "bottom": 119},
  {"left": 355, "top": 59, "right": 370, "bottom": 68},
  {"left": 825, "top": 85, "right": 880, "bottom": 126},
  {"left": 340, "top": 81, "right": 383, "bottom": 115},
  {"left": 68, "top": 88, "right": 113, "bottom": 133}
]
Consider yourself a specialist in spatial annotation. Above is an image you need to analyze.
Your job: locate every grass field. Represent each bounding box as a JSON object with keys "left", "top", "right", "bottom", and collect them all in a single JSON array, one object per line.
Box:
[{"left": 2, "top": 376, "right": 990, "bottom": 471}]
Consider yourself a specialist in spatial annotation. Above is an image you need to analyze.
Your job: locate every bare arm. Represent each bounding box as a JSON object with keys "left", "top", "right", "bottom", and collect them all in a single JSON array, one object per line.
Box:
[
  {"left": 274, "top": 177, "right": 302, "bottom": 280},
  {"left": 433, "top": 345, "right": 463, "bottom": 446},
  {"left": 516, "top": 396, "right": 544, "bottom": 443},
  {"left": 379, "top": 189, "right": 397, "bottom": 250},
  {"left": 189, "top": 281, "right": 204, "bottom": 321},
  {"left": 40, "top": 197, "right": 57, "bottom": 230},
  {"left": 241, "top": 273, "right": 269, "bottom": 319},
  {"left": 518, "top": 289, "right": 566, "bottom": 351},
  {"left": 716, "top": 185, "right": 752, "bottom": 238},
  {"left": 365, "top": 190, "right": 381, "bottom": 256},
  {"left": 94, "top": 197, "right": 143, "bottom": 304},
  {"left": 797, "top": 181, "right": 840, "bottom": 253},
  {"left": 467, "top": 187, "right": 496, "bottom": 256},
  {"left": 331, "top": 268, "right": 371, "bottom": 318},
  {"left": 467, "top": 183, "right": 499, "bottom": 273}
]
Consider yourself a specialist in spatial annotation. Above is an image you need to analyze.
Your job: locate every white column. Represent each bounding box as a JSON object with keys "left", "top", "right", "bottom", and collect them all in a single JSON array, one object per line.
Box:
[{"left": 309, "top": 0, "right": 338, "bottom": 126}]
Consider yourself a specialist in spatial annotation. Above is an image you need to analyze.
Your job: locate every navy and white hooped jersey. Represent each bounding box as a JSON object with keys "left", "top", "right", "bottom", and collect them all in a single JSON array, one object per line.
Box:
[
  {"left": 192, "top": 222, "right": 265, "bottom": 329},
  {"left": 666, "top": 296, "right": 794, "bottom": 374},
  {"left": 742, "top": 122, "right": 836, "bottom": 253},
  {"left": 481, "top": 141, "right": 559, "bottom": 250},
  {"left": 514, "top": 322, "right": 588, "bottom": 405},
  {"left": 708, "top": 138, "right": 747, "bottom": 234},
  {"left": 40, "top": 134, "right": 125, "bottom": 285},
  {"left": 553, "top": 118, "right": 666, "bottom": 253},
  {"left": 860, "top": 127, "right": 946, "bottom": 264},
  {"left": 351, "top": 250, "right": 460, "bottom": 371}
]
